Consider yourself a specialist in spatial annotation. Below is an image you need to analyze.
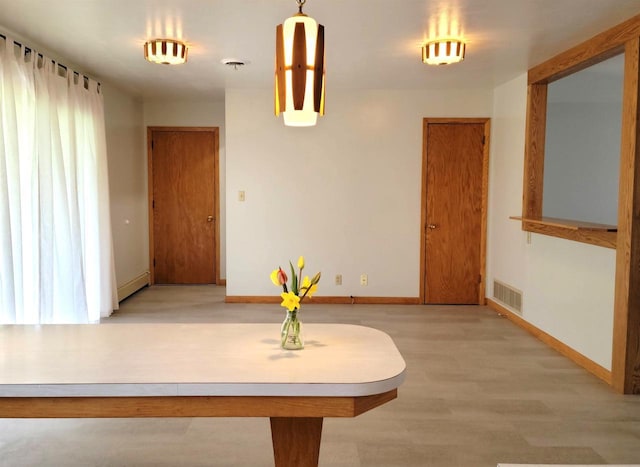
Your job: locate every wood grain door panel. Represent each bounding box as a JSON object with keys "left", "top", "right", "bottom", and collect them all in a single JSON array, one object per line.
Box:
[
  {"left": 425, "top": 122, "right": 485, "bottom": 304},
  {"left": 152, "top": 130, "right": 216, "bottom": 284}
]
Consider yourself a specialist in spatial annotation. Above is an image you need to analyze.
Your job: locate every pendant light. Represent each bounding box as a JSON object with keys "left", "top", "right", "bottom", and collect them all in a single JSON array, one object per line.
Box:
[{"left": 275, "top": 0, "right": 325, "bottom": 127}]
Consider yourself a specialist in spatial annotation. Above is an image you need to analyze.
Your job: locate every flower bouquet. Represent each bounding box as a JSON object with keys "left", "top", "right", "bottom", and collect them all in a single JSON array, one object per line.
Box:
[{"left": 270, "top": 256, "right": 321, "bottom": 350}]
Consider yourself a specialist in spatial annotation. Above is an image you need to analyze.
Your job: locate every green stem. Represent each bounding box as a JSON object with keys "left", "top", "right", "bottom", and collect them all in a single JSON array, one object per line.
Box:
[
  {"left": 299, "top": 287, "right": 310, "bottom": 304},
  {"left": 282, "top": 318, "right": 292, "bottom": 346},
  {"left": 298, "top": 267, "right": 303, "bottom": 295}
]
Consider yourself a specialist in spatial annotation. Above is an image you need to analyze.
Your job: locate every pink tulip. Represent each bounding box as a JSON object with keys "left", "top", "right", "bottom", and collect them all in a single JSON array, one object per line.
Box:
[{"left": 277, "top": 267, "right": 288, "bottom": 285}]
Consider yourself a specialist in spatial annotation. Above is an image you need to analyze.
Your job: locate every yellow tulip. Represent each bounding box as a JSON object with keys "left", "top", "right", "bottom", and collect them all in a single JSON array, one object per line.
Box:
[
  {"left": 280, "top": 292, "right": 301, "bottom": 311},
  {"left": 270, "top": 269, "right": 280, "bottom": 286},
  {"left": 297, "top": 256, "right": 305, "bottom": 269}
]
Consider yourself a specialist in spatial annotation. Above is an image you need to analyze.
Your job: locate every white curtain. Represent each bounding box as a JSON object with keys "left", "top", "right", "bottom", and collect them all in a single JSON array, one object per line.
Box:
[{"left": 0, "top": 36, "right": 116, "bottom": 324}]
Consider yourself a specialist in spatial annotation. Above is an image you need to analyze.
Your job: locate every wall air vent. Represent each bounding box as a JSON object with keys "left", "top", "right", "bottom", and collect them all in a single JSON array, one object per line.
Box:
[{"left": 493, "top": 280, "right": 523, "bottom": 314}]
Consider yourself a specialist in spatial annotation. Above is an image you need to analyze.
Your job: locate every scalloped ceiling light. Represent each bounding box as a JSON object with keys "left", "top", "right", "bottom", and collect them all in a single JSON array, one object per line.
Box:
[
  {"left": 422, "top": 39, "right": 466, "bottom": 65},
  {"left": 144, "top": 39, "right": 188, "bottom": 65}
]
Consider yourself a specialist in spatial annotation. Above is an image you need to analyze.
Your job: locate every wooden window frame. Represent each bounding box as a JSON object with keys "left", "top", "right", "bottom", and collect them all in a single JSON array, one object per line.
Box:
[
  {"left": 521, "top": 14, "right": 640, "bottom": 393},
  {"left": 522, "top": 40, "right": 632, "bottom": 249}
]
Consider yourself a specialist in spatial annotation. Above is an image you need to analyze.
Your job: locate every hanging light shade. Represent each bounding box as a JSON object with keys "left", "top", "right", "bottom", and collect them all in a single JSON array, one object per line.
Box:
[
  {"left": 144, "top": 39, "right": 188, "bottom": 65},
  {"left": 275, "top": 0, "right": 325, "bottom": 127},
  {"left": 422, "top": 39, "right": 466, "bottom": 65}
]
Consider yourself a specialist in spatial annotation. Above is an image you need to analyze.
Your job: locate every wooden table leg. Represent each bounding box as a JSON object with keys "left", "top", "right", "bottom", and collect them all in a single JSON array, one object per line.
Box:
[{"left": 270, "top": 417, "right": 323, "bottom": 467}]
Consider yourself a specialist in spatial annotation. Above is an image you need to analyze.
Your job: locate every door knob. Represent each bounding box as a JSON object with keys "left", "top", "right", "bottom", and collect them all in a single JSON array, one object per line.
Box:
[
  {"left": 428, "top": 224, "right": 437, "bottom": 229},
  {"left": 207, "top": 216, "right": 214, "bottom": 222}
]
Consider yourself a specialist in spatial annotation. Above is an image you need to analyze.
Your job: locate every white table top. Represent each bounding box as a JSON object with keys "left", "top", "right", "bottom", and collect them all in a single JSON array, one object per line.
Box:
[{"left": 0, "top": 323, "right": 406, "bottom": 398}]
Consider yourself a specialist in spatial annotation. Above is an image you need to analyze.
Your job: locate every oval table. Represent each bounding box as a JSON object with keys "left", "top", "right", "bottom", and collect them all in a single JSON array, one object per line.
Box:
[{"left": 0, "top": 323, "right": 406, "bottom": 467}]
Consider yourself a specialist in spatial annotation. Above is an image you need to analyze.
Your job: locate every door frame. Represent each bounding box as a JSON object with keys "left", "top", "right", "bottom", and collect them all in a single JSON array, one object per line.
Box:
[
  {"left": 147, "top": 126, "right": 221, "bottom": 285},
  {"left": 419, "top": 118, "right": 491, "bottom": 305}
]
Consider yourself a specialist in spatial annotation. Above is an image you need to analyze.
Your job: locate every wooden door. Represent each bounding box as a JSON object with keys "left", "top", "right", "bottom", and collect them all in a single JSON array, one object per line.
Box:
[
  {"left": 422, "top": 120, "right": 489, "bottom": 304},
  {"left": 150, "top": 128, "right": 218, "bottom": 284}
]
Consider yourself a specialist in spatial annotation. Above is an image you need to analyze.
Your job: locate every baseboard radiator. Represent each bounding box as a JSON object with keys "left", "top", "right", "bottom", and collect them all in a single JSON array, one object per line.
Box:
[{"left": 117, "top": 271, "right": 151, "bottom": 302}]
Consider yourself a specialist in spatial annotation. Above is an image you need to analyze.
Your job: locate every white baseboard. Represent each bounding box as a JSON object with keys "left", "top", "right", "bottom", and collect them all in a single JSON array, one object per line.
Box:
[{"left": 117, "top": 271, "right": 150, "bottom": 302}]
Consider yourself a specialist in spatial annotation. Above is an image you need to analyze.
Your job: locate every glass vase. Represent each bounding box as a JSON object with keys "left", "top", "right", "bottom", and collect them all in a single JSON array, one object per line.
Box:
[{"left": 280, "top": 309, "right": 303, "bottom": 350}]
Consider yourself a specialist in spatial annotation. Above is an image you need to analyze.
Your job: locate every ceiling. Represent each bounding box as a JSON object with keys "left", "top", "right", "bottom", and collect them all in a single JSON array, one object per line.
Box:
[{"left": 1, "top": 0, "right": 639, "bottom": 100}]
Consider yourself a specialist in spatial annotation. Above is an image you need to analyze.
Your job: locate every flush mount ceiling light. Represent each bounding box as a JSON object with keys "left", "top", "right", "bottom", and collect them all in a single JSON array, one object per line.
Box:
[
  {"left": 274, "top": 0, "right": 325, "bottom": 127},
  {"left": 422, "top": 39, "right": 466, "bottom": 65},
  {"left": 144, "top": 39, "right": 188, "bottom": 65}
]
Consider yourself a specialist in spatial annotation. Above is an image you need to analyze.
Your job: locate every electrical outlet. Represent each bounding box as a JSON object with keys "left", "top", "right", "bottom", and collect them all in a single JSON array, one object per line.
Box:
[
  {"left": 360, "top": 274, "right": 368, "bottom": 286},
  {"left": 335, "top": 274, "right": 342, "bottom": 285}
]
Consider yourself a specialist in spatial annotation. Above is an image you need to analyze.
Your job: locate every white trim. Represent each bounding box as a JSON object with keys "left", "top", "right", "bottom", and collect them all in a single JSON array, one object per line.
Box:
[{"left": 0, "top": 374, "right": 406, "bottom": 398}]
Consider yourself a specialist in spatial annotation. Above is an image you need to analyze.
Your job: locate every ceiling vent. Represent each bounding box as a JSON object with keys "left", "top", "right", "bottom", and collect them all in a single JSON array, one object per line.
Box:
[{"left": 221, "top": 58, "right": 246, "bottom": 70}]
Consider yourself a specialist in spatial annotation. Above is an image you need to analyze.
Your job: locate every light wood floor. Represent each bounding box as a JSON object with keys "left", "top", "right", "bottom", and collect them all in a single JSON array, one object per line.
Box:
[{"left": 2, "top": 285, "right": 640, "bottom": 466}]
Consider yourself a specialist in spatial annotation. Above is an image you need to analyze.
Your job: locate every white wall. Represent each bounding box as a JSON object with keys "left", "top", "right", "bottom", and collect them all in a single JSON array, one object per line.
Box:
[
  {"left": 543, "top": 101, "right": 621, "bottom": 225},
  {"left": 542, "top": 54, "right": 623, "bottom": 225},
  {"left": 103, "top": 84, "right": 147, "bottom": 289},
  {"left": 225, "top": 87, "right": 492, "bottom": 297},
  {"left": 143, "top": 99, "right": 227, "bottom": 279},
  {"left": 487, "top": 74, "right": 616, "bottom": 369}
]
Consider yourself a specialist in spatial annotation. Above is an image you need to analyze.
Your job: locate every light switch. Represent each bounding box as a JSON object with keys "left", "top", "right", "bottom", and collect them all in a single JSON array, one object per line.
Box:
[{"left": 239, "top": 190, "right": 246, "bottom": 202}]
